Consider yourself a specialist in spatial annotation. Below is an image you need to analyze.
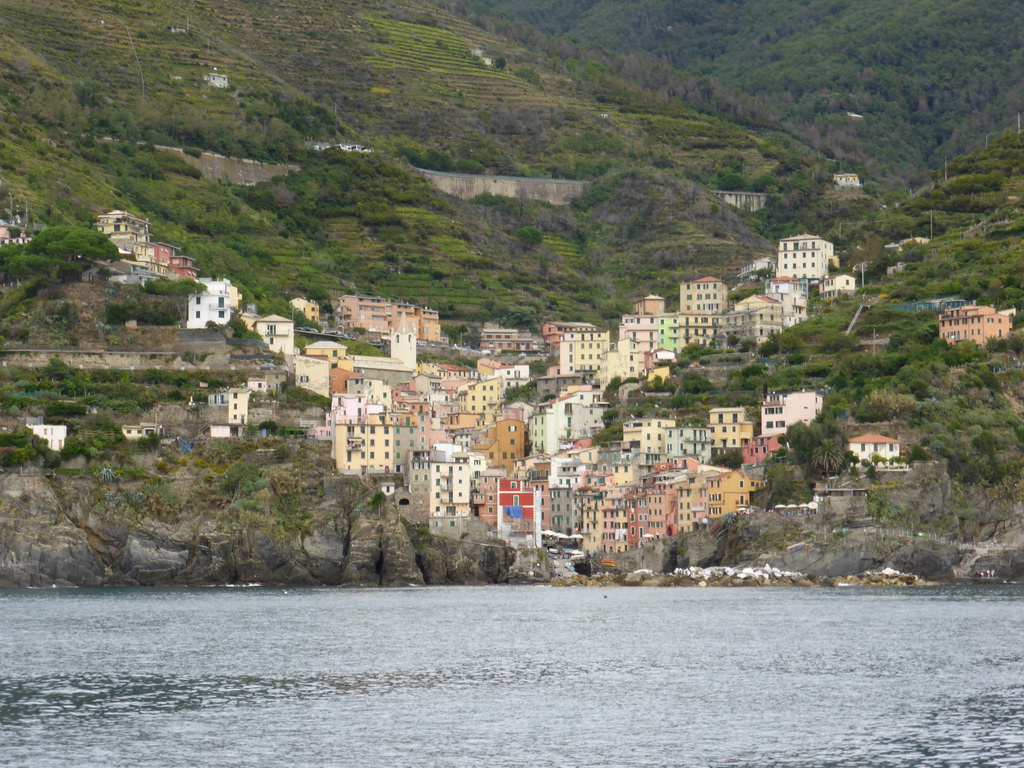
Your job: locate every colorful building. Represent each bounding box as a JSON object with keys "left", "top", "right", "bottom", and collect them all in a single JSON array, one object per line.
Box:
[
  {"left": 707, "top": 407, "right": 755, "bottom": 452},
  {"left": 938, "top": 304, "right": 1014, "bottom": 344}
]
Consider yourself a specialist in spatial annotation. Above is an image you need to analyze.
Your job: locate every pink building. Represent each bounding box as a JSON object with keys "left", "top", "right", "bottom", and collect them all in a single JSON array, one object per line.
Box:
[
  {"left": 541, "top": 321, "right": 597, "bottom": 351},
  {"left": 170, "top": 252, "right": 198, "bottom": 280},
  {"left": 329, "top": 394, "right": 384, "bottom": 425},
  {"left": 618, "top": 314, "right": 660, "bottom": 354},
  {"left": 742, "top": 434, "right": 783, "bottom": 465},
  {"left": 335, "top": 294, "right": 442, "bottom": 342}
]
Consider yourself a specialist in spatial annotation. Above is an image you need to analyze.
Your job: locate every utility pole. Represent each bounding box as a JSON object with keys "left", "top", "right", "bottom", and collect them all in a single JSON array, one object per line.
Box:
[{"left": 930, "top": 210, "right": 934, "bottom": 240}]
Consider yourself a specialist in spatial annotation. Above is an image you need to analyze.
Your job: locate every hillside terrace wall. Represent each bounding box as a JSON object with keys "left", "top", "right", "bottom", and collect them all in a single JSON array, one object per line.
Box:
[
  {"left": 415, "top": 168, "right": 587, "bottom": 206},
  {"left": 155, "top": 146, "right": 299, "bottom": 186},
  {"left": 140, "top": 403, "right": 327, "bottom": 432},
  {"left": 0, "top": 349, "right": 277, "bottom": 374}
]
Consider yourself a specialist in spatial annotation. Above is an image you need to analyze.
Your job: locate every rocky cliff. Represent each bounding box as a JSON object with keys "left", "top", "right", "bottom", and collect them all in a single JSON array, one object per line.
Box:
[
  {"left": 0, "top": 469, "right": 516, "bottom": 588},
  {"left": 606, "top": 515, "right": 1024, "bottom": 583}
]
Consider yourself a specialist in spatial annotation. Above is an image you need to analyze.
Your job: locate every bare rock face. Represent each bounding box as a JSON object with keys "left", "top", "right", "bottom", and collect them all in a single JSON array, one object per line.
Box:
[
  {"left": 762, "top": 533, "right": 889, "bottom": 577},
  {"left": 886, "top": 539, "right": 960, "bottom": 581},
  {"left": 972, "top": 550, "right": 1024, "bottom": 580},
  {"left": 0, "top": 476, "right": 512, "bottom": 588},
  {"left": 340, "top": 517, "right": 384, "bottom": 586},
  {"left": 379, "top": 524, "right": 426, "bottom": 586},
  {"left": 417, "top": 536, "right": 516, "bottom": 585}
]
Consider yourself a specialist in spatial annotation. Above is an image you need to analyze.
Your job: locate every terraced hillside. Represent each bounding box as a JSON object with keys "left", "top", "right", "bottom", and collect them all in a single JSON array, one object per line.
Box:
[{"left": 0, "top": 0, "right": 828, "bottom": 326}]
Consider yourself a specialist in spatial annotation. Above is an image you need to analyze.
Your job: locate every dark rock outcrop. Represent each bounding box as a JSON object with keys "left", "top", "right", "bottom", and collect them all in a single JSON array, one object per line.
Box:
[
  {"left": 0, "top": 475, "right": 513, "bottom": 588},
  {"left": 887, "top": 539, "right": 961, "bottom": 581}
]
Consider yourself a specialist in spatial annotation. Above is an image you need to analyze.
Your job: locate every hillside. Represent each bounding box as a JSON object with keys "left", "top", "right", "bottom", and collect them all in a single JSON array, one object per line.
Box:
[
  {"left": 0, "top": 0, "right": 838, "bottom": 327},
  {"left": 464, "top": 0, "right": 1024, "bottom": 185},
  {"left": 696, "top": 130, "right": 1024, "bottom": 522}
]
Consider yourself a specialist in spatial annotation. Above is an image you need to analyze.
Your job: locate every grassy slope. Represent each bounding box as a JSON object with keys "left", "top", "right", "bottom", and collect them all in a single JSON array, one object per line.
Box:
[{"left": 0, "top": 0, "right": 827, "bottom": 327}]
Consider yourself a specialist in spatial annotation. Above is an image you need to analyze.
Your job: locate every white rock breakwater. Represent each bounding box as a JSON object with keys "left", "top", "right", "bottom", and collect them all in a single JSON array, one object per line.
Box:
[{"left": 550, "top": 564, "right": 927, "bottom": 587}]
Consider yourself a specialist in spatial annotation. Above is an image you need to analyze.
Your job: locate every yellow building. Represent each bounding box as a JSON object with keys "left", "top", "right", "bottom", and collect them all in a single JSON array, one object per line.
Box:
[
  {"left": 290, "top": 297, "right": 321, "bottom": 324},
  {"left": 334, "top": 414, "right": 397, "bottom": 474},
  {"left": 707, "top": 407, "right": 755, "bottom": 451},
  {"left": 662, "top": 312, "right": 720, "bottom": 349},
  {"left": 622, "top": 417, "right": 676, "bottom": 455},
  {"left": 294, "top": 355, "right": 331, "bottom": 398},
  {"left": 94, "top": 210, "right": 150, "bottom": 250},
  {"left": 472, "top": 418, "right": 527, "bottom": 473},
  {"left": 456, "top": 378, "right": 507, "bottom": 423},
  {"left": 303, "top": 340, "right": 348, "bottom": 366},
  {"left": 559, "top": 329, "right": 610, "bottom": 375},
  {"left": 706, "top": 470, "right": 763, "bottom": 518}
]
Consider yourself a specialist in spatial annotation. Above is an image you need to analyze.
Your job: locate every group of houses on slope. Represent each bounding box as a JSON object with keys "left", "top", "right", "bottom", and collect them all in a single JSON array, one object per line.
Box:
[
  {"left": 38, "top": 216, "right": 952, "bottom": 554},
  {"left": 93, "top": 211, "right": 198, "bottom": 283}
]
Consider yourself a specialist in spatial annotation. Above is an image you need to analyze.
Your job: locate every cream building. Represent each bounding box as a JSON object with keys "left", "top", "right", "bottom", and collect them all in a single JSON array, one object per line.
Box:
[
  {"left": 559, "top": 328, "right": 610, "bottom": 376},
  {"left": 777, "top": 235, "right": 837, "bottom": 281},
  {"left": 679, "top": 277, "right": 728, "bottom": 314},
  {"left": 294, "top": 355, "right": 331, "bottom": 397},
  {"left": 821, "top": 274, "right": 857, "bottom": 299},
  {"left": 719, "top": 295, "right": 784, "bottom": 344},
  {"left": 254, "top": 315, "right": 295, "bottom": 356}
]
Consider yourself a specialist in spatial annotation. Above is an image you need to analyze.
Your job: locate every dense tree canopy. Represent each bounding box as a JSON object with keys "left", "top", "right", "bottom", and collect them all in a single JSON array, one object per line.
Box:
[{"left": 2, "top": 226, "right": 118, "bottom": 284}]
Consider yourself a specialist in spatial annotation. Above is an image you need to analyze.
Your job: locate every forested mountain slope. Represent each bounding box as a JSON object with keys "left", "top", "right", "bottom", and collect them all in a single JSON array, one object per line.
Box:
[{"left": 462, "top": 0, "right": 1024, "bottom": 184}]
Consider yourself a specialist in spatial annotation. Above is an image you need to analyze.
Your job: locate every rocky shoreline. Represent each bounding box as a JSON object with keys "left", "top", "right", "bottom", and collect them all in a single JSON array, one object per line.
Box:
[
  {"left": 2, "top": 470, "right": 1024, "bottom": 589},
  {"left": 550, "top": 565, "right": 932, "bottom": 588}
]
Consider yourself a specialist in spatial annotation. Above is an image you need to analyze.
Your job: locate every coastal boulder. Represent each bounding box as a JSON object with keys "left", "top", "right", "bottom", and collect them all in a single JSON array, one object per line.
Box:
[{"left": 886, "top": 539, "right": 960, "bottom": 581}]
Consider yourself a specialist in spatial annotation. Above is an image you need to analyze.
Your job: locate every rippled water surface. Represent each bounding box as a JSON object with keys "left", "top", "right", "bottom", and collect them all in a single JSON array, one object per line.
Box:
[{"left": 1, "top": 585, "right": 1023, "bottom": 767}]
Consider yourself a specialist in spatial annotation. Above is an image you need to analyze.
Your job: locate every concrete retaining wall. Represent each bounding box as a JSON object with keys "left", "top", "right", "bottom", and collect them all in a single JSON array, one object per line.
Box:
[
  {"left": 713, "top": 190, "right": 768, "bottom": 212},
  {"left": 155, "top": 145, "right": 299, "bottom": 185},
  {"left": 415, "top": 168, "right": 587, "bottom": 205},
  {"left": 0, "top": 349, "right": 275, "bottom": 374}
]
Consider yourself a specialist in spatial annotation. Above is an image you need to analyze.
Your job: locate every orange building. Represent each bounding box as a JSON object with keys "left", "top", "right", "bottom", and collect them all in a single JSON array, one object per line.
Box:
[
  {"left": 939, "top": 304, "right": 1014, "bottom": 344},
  {"left": 472, "top": 418, "right": 527, "bottom": 473},
  {"left": 335, "top": 294, "right": 442, "bottom": 342}
]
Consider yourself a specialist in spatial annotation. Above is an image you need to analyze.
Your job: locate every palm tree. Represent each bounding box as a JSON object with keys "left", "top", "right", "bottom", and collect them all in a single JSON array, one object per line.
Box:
[{"left": 811, "top": 438, "right": 847, "bottom": 478}]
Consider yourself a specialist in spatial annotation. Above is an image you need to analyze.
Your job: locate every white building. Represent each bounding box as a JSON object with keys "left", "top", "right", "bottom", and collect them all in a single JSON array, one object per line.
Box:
[
  {"left": 29, "top": 424, "right": 66, "bottom": 451},
  {"left": 777, "top": 235, "right": 837, "bottom": 282},
  {"left": 529, "top": 387, "right": 608, "bottom": 456},
  {"left": 760, "top": 390, "right": 823, "bottom": 437},
  {"left": 821, "top": 274, "right": 857, "bottom": 299},
  {"left": 739, "top": 257, "right": 776, "bottom": 281},
  {"left": 254, "top": 315, "right": 295, "bottom": 356},
  {"left": 847, "top": 434, "right": 901, "bottom": 463},
  {"left": 203, "top": 72, "right": 229, "bottom": 88},
  {"left": 186, "top": 278, "right": 235, "bottom": 329}
]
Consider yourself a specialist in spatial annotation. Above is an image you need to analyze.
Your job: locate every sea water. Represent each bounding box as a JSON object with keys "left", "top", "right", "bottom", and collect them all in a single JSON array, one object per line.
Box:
[{"left": 1, "top": 584, "right": 1022, "bottom": 767}]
